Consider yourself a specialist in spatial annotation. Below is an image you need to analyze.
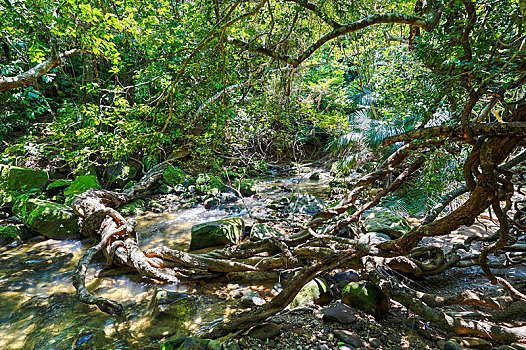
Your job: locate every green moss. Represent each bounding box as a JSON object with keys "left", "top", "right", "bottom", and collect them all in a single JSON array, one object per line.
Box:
[
  {"left": 0, "top": 225, "right": 22, "bottom": 241},
  {"left": 163, "top": 166, "right": 187, "bottom": 187},
  {"left": 0, "top": 190, "right": 18, "bottom": 207},
  {"left": 190, "top": 217, "right": 245, "bottom": 250},
  {"left": 290, "top": 277, "right": 331, "bottom": 308},
  {"left": 195, "top": 174, "right": 222, "bottom": 195},
  {"left": 46, "top": 179, "right": 72, "bottom": 191},
  {"left": 341, "top": 281, "right": 390, "bottom": 317},
  {"left": 0, "top": 164, "right": 49, "bottom": 192},
  {"left": 117, "top": 199, "right": 145, "bottom": 217},
  {"left": 64, "top": 175, "right": 102, "bottom": 205}
]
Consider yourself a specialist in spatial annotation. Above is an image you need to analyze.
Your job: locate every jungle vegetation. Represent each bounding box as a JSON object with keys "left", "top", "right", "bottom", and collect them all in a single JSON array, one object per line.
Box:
[{"left": 1, "top": 0, "right": 526, "bottom": 344}]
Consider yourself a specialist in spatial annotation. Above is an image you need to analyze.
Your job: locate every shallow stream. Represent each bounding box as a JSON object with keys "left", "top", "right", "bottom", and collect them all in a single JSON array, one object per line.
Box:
[{"left": 0, "top": 171, "right": 331, "bottom": 349}]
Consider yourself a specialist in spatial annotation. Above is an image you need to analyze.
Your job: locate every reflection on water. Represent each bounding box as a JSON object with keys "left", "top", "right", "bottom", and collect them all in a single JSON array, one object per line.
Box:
[{"left": 0, "top": 171, "right": 331, "bottom": 349}]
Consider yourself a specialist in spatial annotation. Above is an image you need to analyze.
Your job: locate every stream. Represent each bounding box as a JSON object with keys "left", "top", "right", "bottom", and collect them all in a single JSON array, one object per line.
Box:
[{"left": 0, "top": 171, "right": 332, "bottom": 349}]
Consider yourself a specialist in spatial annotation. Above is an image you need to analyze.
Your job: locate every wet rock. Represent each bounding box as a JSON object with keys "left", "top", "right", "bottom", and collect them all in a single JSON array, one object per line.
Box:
[
  {"left": 290, "top": 277, "right": 332, "bottom": 308},
  {"left": 452, "top": 337, "right": 491, "bottom": 349},
  {"left": 250, "top": 223, "right": 282, "bottom": 241},
  {"left": 160, "top": 337, "right": 221, "bottom": 350},
  {"left": 247, "top": 322, "right": 281, "bottom": 340},
  {"left": 149, "top": 288, "right": 197, "bottom": 322},
  {"left": 309, "top": 172, "right": 321, "bottom": 181},
  {"left": 64, "top": 175, "right": 102, "bottom": 204},
  {"left": 333, "top": 329, "right": 367, "bottom": 348},
  {"left": 322, "top": 302, "right": 358, "bottom": 324},
  {"left": 0, "top": 164, "right": 49, "bottom": 192},
  {"left": 240, "top": 292, "right": 266, "bottom": 307},
  {"left": 269, "top": 282, "right": 283, "bottom": 296},
  {"left": 13, "top": 199, "right": 80, "bottom": 239},
  {"left": 511, "top": 344, "right": 526, "bottom": 350},
  {"left": 190, "top": 217, "right": 245, "bottom": 250},
  {"left": 204, "top": 197, "right": 220, "bottom": 209},
  {"left": 499, "top": 346, "right": 516, "bottom": 350},
  {"left": 358, "top": 231, "right": 392, "bottom": 245},
  {"left": 341, "top": 281, "right": 390, "bottom": 317},
  {"left": 363, "top": 207, "right": 411, "bottom": 239}
]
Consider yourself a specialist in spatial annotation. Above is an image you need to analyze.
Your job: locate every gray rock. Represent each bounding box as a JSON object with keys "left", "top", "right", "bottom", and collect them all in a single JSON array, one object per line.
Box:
[
  {"left": 287, "top": 194, "right": 326, "bottom": 215},
  {"left": 240, "top": 292, "right": 266, "bottom": 308},
  {"left": 322, "top": 302, "right": 357, "bottom": 324},
  {"left": 358, "top": 232, "right": 392, "bottom": 245},
  {"left": 247, "top": 322, "right": 281, "bottom": 340},
  {"left": 204, "top": 197, "right": 220, "bottom": 209},
  {"left": 333, "top": 330, "right": 366, "bottom": 348}
]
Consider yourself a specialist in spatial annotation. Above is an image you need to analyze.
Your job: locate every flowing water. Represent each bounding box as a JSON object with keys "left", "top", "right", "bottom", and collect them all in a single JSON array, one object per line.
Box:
[{"left": 0, "top": 171, "right": 332, "bottom": 349}]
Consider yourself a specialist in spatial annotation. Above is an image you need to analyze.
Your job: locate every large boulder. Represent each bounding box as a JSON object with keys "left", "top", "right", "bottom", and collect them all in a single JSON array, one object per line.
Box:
[
  {"left": 363, "top": 207, "right": 411, "bottom": 238},
  {"left": 190, "top": 217, "right": 245, "bottom": 250},
  {"left": 0, "top": 164, "right": 49, "bottom": 192},
  {"left": 341, "top": 281, "right": 390, "bottom": 317},
  {"left": 290, "top": 277, "right": 332, "bottom": 308},
  {"left": 64, "top": 175, "right": 102, "bottom": 204},
  {"left": 13, "top": 199, "right": 79, "bottom": 239},
  {"left": 103, "top": 162, "right": 138, "bottom": 189}
]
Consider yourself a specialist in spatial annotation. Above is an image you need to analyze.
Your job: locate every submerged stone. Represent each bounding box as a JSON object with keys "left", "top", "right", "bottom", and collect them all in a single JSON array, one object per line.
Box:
[
  {"left": 0, "top": 164, "right": 49, "bottom": 192},
  {"left": 341, "top": 281, "right": 390, "bottom": 317},
  {"left": 149, "top": 288, "right": 197, "bottom": 321},
  {"left": 190, "top": 217, "right": 245, "bottom": 250},
  {"left": 363, "top": 207, "right": 411, "bottom": 238}
]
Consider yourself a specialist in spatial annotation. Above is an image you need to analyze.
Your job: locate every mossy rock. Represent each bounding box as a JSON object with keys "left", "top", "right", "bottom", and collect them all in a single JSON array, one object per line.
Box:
[
  {"left": 290, "top": 277, "right": 332, "bottom": 308},
  {"left": 190, "top": 217, "right": 245, "bottom": 250},
  {"left": 195, "top": 174, "right": 222, "bottom": 195},
  {"left": 149, "top": 288, "right": 198, "bottom": 321},
  {"left": 123, "top": 180, "right": 137, "bottom": 190},
  {"left": 104, "top": 162, "right": 138, "bottom": 189},
  {"left": 13, "top": 199, "right": 80, "bottom": 239},
  {"left": 363, "top": 207, "right": 411, "bottom": 238},
  {"left": 163, "top": 166, "right": 188, "bottom": 187},
  {"left": 235, "top": 179, "right": 256, "bottom": 197},
  {"left": 117, "top": 199, "right": 145, "bottom": 217},
  {"left": 64, "top": 175, "right": 102, "bottom": 205},
  {"left": 160, "top": 338, "right": 221, "bottom": 350},
  {"left": 341, "top": 281, "right": 390, "bottom": 317},
  {"left": 0, "top": 224, "right": 23, "bottom": 241},
  {"left": 0, "top": 190, "right": 18, "bottom": 208},
  {"left": 46, "top": 179, "right": 72, "bottom": 191},
  {"left": 0, "top": 164, "right": 49, "bottom": 192}
]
